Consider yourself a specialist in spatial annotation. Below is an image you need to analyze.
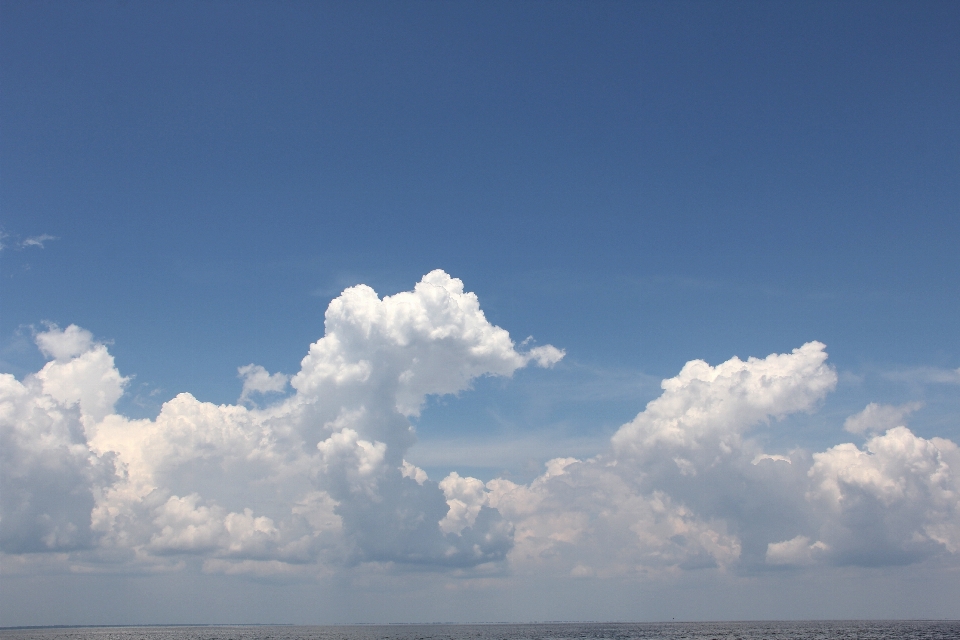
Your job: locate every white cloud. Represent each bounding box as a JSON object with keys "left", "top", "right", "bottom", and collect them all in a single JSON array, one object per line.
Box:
[
  {"left": 237, "top": 364, "right": 289, "bottom": 403},
  {"left": 844, "top": 401, "right": 923, "bottom": 434},
  {"left": 35, "top": 324, "right": 96, "bottom": 361},
  {"left": 400, "top": 460, "right": 428, "bottom": 485},
  {"left": 439, "top": 472, "right": 487, "bottom": 534},
  {"left": 21, "top": 234, "right": 57, "bottom": 249},
  {"left": 481, "top": 343, "right": 837, "bottom": 578},
  {"left": 316, "top": 427, "right": 388, "bottom": 495},
  {"left": 487, "top": 459, "right": 744, "bottom": 576},
  {"left": 527, "top": 344, "right": 565, "bottom": 368},
  {"left": 2, "top": 271, "right": 958, "bottom": 589},
  {"left": 0, "top": 372, "right": 115, "bottom": 553},
  {"left": 1, "top": 271, "right": 554, "bottom": 573},
  {"left": 484, "top": 341, "right": 958, "bottom": 577},
  {"left": 752, "top": 454, "right": 791, "bottom": 464},
  {"left": 766, "top": 535, "right": 829, "bottom": 566},
  {"left": 30, "top": 323, "right": 129, "bottom": 432},
  {"left": 148, "top": 494, "right": 280, "bottom": 556},
  {"left": 291, "top": 269, "right": 561, "bottom": 420},
  {"left": 611, "top": 341, "right": 836, "bottom": 453},
  {"left": 806, "top": 426, "right": 960, "bottom": 563}
]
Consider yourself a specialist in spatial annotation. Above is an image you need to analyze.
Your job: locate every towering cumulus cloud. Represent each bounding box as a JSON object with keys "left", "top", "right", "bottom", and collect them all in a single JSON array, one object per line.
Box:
[
  {"left": 1, "top": 270, "right": 958, "bottom": 584},
  {"left": 1, "top": 271, "right": 561, "bottom": 575}
]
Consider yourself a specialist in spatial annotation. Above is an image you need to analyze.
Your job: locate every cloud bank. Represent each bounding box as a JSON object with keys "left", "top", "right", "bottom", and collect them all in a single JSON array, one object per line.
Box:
[{"left": 2, "top": 270, "right": 958, "bottom": 585}]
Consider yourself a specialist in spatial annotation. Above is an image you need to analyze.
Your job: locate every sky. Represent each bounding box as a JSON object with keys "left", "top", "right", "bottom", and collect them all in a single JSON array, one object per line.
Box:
[{"left": 1, "top": 0, "right": 959, "bottom": 626}]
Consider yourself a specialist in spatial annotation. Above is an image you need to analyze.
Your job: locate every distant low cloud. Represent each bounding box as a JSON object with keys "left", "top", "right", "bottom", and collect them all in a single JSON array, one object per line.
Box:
[
  {"left": 766, "top": 535, "right": 829, "bottom": 566},
  {"left": 1, "top": 270, "right": 958, "bottom": 585},
  {"left": 843, "top": 401, "right": 922, "bottom": 434}
]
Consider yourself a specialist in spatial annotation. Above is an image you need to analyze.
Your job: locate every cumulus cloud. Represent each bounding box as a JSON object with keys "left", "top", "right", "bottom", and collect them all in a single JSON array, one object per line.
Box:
[
  {"left": 291, "top": 269, "right": 562, "bottom": 421},
  {"left": 464, "top": 342, "right": 957, "bottom": 578},
  {"left": 526, "top": 344, "right": 565, "bottom": 368},
  {"left": 486, "top": 458, "right": 744, "bottom": 576},
  {"left": 439, "top": 472, "right": 488, "bottom": 535},
  {"left": 1, "top": 271, "right": 554, "bottom": 574},
  {"left": 479, "top": 343, "right": 838, "bottom": 578},
  {"left": 33, "top": 328, "right": 129, "bottom": 426},
  {"left": 2, "top": 270, "right": 958, "bottom": 586},
  {"left": 806, "top": 427, "right": 960, "bottom": 564},
  {"left": 611, "top": 341, "right": 836, "bottom": 454}
]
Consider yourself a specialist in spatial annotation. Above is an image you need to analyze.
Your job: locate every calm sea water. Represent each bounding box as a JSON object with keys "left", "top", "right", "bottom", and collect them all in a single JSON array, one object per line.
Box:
[{"left": 2, "top": 622, "right": 959, "bottom": 640}]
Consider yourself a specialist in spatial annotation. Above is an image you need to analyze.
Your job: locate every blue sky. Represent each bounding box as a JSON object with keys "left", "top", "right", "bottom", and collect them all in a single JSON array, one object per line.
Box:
[{"left": 2, "top": 0, "right": 959, "bottom": 625}]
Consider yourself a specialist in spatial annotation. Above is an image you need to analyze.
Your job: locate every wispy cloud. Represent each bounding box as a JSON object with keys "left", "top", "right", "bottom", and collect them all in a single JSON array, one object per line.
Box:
[
  {"left": 844, "top": 401, "right": 924, "bottom": 434},
  {"left": 21, "top": 234, "right": 57, "bottom": 249},
  {"left": 882, "top": 367, "right": 960, "bottom": 385},
  {"left": 0, "top": 230, "right": 59, "bottom": 251}
]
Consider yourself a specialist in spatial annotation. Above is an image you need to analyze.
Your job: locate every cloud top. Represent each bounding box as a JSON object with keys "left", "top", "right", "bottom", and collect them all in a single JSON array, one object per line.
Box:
[
  {"left": 292, "top": 269, "right": 563, "bottom": 417},
  {"left": 35, "top": 324, "right": 96, "bottom": 361}
]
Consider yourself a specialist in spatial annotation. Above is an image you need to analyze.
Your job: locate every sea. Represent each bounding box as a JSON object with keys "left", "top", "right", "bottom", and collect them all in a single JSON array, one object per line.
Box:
[{"left": 2, "top": 622, "right": 959, "bottom": 640}]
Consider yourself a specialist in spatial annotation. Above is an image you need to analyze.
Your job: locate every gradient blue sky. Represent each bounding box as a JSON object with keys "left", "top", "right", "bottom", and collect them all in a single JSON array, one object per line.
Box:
[{"left": 2, "top": 0, "right": 959, "bottom": 625}]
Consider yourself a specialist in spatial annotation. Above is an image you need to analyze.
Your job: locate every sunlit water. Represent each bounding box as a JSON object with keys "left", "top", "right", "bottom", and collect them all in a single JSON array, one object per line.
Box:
[{"left": 3, "top": 622, "right": 959, "bottom": 640}]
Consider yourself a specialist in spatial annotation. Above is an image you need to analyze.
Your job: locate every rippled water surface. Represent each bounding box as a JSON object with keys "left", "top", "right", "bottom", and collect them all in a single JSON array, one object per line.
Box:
[{"left": 3, "top": 622, "right": 959, "bottom": 640}]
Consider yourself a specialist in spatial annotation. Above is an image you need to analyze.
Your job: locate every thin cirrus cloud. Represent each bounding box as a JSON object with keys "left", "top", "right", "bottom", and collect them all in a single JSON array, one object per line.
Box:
[
  {"left": 20, "top": 234, "right": 57, "bottom": 249},
  {"left": 0, "top": 230, "right": 58, "bottom": 251},
  {"left": 1, "top": 270, "right": 958, "bottom": 581},
  {"left": 881, "top": 367, "right": 960, "bottom": 385}
]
